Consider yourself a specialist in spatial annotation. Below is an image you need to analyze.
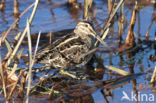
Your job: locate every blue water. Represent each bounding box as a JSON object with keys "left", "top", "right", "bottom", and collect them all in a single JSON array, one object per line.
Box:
[{"left": 0, "top": 0, "right": 155, "bottom": 103}]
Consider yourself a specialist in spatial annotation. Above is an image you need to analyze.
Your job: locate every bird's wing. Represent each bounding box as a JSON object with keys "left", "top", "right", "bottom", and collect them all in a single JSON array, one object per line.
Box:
[
  {"left": 35, "top": 33, "right": 75, "bottom": 63},
  {"left": 59, "top": 38, "right": 89, "bottom": 65}
]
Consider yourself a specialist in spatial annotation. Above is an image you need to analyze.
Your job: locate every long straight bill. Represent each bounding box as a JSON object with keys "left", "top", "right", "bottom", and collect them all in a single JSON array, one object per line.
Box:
[
  {"left": 95, "top": 34, "right": 109, "bottom": 47},
  {"left": 92, "top": 32, "right": 113, "bottom": 52},
  {"left": 92, "top": 31, "right": 109, "bottom": 47}
]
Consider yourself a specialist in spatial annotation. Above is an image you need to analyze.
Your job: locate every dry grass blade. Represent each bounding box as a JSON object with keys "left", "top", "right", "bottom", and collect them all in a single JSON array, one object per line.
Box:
[
  {"left": 33, "top": 31, "right": 41, "bottom": 59},
  {"left": 125, "top": 1, "right": 137, "bottom": 44},
  {"left": 101, "top": 0, "right": 124, "bottom": 36},
  {"left": 105, "top": 65, "right": 130, "bottom": 76},
  {"left": 117, "top": 2, "right": 138, "bottom": 53},
  {"left": 26, "top": 13, "right": 41, "bottom": 103},
  {"left": 0, "top": 0, "right": 5, "bottom": 10},
  {"left": 14, "top": 0, "right": 19, "bottom": 17},
  {"left": 26, "top": 19, "right": 32, "bottom": 103},
  {"left": 6, "top": 0, "right": 39, "bottom": 67},
  {"left": 118, "top": 2, "right": 124, "bottom": 41},
  {"left": 7, "top": 70, "right": 24, "bottom": 100},
  {"left": 14, "top": 32, "right": 21, "bottom": 41},
  {"left": 1, "top": 3, "right": 35, "bottom": 44},
  {"left": 101, "top": 28, "right": 109, "bottom": 41},
  {"left": 18, "top": 71, "right": 27, "bottom": 98},
  {"left": 5, "top": 39, "right": 12, "bottom": 52},
  {"left": 0, "top": 53, "right": 8, "bottom": 102},
  {"left": 95, "top": 0, "right": 124, "bottom": 49},
  {"left": 103, "top": 73, "right": 144, "bottom": 89},
  {"left": 68, "top": 0, "right": 77, "bottom": 4},
  {"left": 8, "top": 48, "right": 24, "bottom": 78},
  {"left": 26, "top": 31, "right": 41, "bottom": 103},
  {"left": 151, "top": 66, "right": 156, "bottom": 83},
  {"left": 49, "top": 32, "right": 52, "bottom": 44},
  {"left": 1, "top": 32, "right": 21, "bottom": 68},
  {"left": 83, "top": 0, "right": 93, "bottom": 20}
]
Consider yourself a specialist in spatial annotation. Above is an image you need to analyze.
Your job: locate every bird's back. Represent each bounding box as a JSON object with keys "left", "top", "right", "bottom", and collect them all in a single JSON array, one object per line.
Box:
[{"left": 36, "top": 33, "right": 93, "bottom": 68}]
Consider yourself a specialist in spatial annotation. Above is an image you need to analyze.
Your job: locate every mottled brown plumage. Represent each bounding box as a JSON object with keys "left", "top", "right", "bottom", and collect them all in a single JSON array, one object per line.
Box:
[{"left": 36, "top": 21, "right": 104, "bottom": 69}]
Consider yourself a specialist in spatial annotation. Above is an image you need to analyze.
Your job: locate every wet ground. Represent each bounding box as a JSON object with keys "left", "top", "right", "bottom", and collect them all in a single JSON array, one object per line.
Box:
[{"left": 0, "top": 0, "right": 156, "bottom": 103}]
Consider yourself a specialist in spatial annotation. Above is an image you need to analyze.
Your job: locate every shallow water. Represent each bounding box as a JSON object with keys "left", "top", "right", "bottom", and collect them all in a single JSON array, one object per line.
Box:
[{"left": 0, "top": 0, "right": 156, "bottom": 103}]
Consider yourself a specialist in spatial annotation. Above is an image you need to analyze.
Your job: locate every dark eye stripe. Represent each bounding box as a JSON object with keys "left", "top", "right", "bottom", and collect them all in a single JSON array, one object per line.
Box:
[
  {"left": 81, "top": 21, "right": 93, "bottom": 26},
  {"left": 85, "top": 25, "right": 88, "bottom": 27}
]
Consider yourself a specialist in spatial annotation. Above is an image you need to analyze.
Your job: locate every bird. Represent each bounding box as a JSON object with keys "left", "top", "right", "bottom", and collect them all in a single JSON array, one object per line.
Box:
[{"left": 35, "top": 21, "right": 106, "bottom": 78}]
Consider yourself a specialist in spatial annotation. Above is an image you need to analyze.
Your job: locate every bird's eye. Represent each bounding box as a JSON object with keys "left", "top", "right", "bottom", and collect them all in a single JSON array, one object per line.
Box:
[{"left": 85, "top": 25, "right": 88, "bottom": 27}]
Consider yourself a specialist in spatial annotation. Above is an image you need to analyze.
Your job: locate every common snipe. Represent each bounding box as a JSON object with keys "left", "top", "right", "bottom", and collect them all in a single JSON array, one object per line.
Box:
[{"left": 36, "top": 21, "right": 105, "bottom": 78}]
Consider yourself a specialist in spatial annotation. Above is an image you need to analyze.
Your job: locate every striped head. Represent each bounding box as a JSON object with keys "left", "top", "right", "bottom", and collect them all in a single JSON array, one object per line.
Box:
[
  {"left": 74, "top": 21, "right": 106, "bottom": 46},
  {"left": 74, "top": 21, "right": 95, "bottom": 37}
]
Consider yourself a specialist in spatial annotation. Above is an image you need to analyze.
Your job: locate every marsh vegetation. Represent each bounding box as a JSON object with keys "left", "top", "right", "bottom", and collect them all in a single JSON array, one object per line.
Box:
[{"left": 0, "top": 0, "right": 156, "bottom": 103}]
